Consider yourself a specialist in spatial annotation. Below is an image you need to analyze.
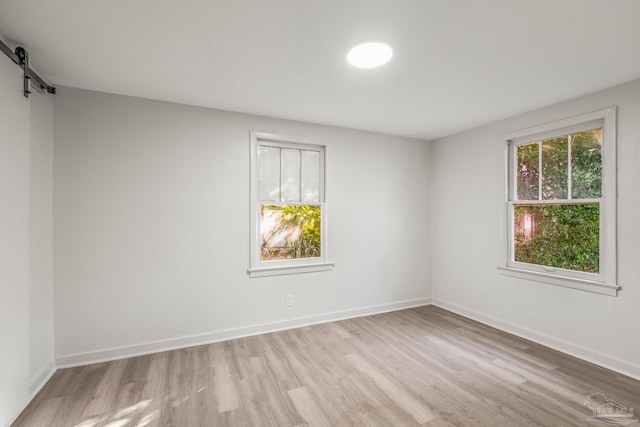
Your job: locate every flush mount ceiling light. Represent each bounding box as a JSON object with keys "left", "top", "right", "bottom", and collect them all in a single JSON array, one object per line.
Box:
[{"left": 347, "top": 42, "right": 393, "bottom": 69}]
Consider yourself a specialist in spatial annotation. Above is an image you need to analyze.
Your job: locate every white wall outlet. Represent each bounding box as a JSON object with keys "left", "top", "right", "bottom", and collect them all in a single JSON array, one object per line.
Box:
[{"left": 286, "top": 294, "right": 294, "bottom": 307}]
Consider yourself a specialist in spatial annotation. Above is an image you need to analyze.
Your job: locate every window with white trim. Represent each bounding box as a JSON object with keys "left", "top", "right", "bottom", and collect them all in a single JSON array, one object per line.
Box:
[
  {"left": 248, "top": 132, "right": 333, "bottom": 278},
  {"left": 498, "top": 108, "right": 618, "bottom": 296}
]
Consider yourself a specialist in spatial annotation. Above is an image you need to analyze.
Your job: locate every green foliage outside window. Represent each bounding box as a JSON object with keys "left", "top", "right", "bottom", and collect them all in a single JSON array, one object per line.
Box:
[
  {"left": 514, "top": 204, "right": 599, "bottom": 273},
  {"left": 514, "top": 130, "right": 601, "bottom": 273},
  {"left": 281, "top": 205, "right": 321, "bottom": 258},
  {"left": 261, "top": 205, "right": 321, "bottom": 260}
]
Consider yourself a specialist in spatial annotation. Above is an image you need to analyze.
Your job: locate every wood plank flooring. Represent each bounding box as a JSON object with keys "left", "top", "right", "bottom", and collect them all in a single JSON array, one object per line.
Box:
[{"left": 13, "top": 306, "right": 640, "bottom": 426}]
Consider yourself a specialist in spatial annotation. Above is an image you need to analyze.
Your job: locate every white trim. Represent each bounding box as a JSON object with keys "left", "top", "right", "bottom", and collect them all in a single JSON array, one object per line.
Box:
[
  {"left": 497, "top": 266, "right": 619, "bottom": 296},
  {"left": 56, "top": 297, "right": 432, "bottom": 368},
  {"left": 250, "top": 131, "right": 260, "bottom": 270},
  {"left": 600, "top": 107, "right": 617, "bottom": 288},
  {"left": 252, "top": 131, "right": 326, "bottom": 147},
  {"left": 498, "top": 107, "right": 617, "bottom": 293},
  {"left": 259, "top": 140, "right": 325, "bottom": 152},
  {"left": 511, "top": 198, "right": 601, "bottom": 206},
  {"left": 432, "top": 298, "right": 640, "bottom": 381},
  {"left": 29, "top": 357, "right": 56, "bottom": 396},
  {"left": 4, "top": 412, "right": 20, "bottom": 427},
  {"left": 55, "top": 297, "right": 639, "bottom": 380},
  {"left": 13, "top": 297, "right": 640, "bottom": 426},
  {"left": 248, "top": 261, "right": 334, "bottom": 277},
  {"left": 5, "top": 358, "right": 57, "bottom": 427},
  {"left": 504, "top": 115, "right": 606, "bottom": 144},
  {"left": 249, "top": 131, "right": 333, "bottom": 276}
]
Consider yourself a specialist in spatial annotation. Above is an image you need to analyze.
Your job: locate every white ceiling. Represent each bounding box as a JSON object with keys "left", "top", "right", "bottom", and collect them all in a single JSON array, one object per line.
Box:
[{"left": 1, "top": 0, "right": 640, "bottom": 140}]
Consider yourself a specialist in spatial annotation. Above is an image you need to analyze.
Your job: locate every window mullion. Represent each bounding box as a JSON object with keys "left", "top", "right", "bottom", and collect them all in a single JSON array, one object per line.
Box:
[
  {"left": 538, "top": 141, "right": 542, "bottom": 200},
  {"left": 278, "top": 148, "right": 282, "bottom": 202},
  {"left": 511, "top": 143, "right": 517, "bottom": 201},
  {"left": 567, "top": 134, "right": 572, "bottom": 200},
  {"left": 298, "top": 149, "right": 302, "bottom": 203}
]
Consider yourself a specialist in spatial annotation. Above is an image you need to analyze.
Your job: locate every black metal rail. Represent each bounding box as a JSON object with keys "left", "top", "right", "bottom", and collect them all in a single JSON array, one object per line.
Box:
[{"left": 0, "top": 38, "right": 55, "bottom": 97}]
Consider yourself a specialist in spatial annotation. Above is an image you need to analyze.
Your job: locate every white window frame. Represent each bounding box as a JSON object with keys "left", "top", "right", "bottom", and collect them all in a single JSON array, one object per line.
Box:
[
  {"left": 497, "top": 107, "right": 618, "bottom": 296},
  {"left": 248, "top": 131, "right": 334, "bottom": 278}
]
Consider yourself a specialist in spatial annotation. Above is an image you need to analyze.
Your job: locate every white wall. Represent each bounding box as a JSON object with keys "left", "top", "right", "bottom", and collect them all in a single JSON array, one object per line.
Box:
[
  {"left": 431, "top": 78, "right": 640, "bottom": 379},
  {"left": 0, "top": 55, "right": 54, "bottom": 426},
  {"left": 0, "top": 50, "right": 31, "bottom": 427},
  {"left": 53, "top": 87, "right": 431, "bottom": 364},
  {"left": 29, "top": 86, "right": 55, "bottom": 393}
]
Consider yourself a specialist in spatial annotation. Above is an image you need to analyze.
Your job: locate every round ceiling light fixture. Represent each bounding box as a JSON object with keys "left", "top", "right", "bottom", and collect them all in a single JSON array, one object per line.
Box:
[{"left": 347, "top": 42, "right": 393, "bottom": 69}]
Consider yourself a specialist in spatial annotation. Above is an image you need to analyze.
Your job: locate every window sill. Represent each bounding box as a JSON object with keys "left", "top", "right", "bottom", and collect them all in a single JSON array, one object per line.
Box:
[
  {"left": 497, "top": 266, "right": 619, "bottom": 296},
  {"left": 248, "top": 262, "right": 335, "bottom": 278}
]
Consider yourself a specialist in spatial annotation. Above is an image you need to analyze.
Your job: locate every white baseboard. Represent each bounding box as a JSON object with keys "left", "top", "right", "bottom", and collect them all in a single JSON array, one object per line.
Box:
[
  {"left": 4, "top": 358, "right": 57, "bottom": 427},
  {"left": 432, "top": 298, "right": 640, "bottom": 381},
  {"left": 4, "top": 415, "right": 17, "bottom": 427},
  {"left": 57, "top": 297, "right": 432, "bottom": 368},
  {"left": 29, "top": 357, "right": 56, "bottom": 396},
  {"left": 12, "top": 296, "right": 638, "bottom": 427}
]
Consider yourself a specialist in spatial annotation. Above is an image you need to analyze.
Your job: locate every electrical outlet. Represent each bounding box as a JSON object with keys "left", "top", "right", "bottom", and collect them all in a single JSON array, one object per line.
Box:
[{"left": 286, "top": 294, "right": 294, "bottom": 307}]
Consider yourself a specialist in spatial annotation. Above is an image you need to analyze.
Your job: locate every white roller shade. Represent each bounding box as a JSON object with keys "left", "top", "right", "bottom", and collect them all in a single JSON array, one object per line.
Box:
[
  {"left": 258, "top": 146, "right": 280, "bottom": 201},
  {"left": 258, "top": 146, "right": 321, "bottom": 203}
]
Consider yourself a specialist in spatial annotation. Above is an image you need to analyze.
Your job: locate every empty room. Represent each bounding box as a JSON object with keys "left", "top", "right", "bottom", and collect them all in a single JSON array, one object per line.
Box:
[{"left": 2, "top": 1, "right": 640, "bottom": 426}]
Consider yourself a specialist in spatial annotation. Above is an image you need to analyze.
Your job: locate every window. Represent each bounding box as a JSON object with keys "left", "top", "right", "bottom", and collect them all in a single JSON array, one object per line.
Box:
[
  {"left": 498, "top": 108, "right": 618, "bottom": 296},
  {"left": 248, "top": 132, "right": 333, "bottom": 277}
]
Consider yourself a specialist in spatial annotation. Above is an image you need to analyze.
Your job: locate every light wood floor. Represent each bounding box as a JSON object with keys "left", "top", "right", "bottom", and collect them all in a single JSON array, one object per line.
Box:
[{"left": 14, "top": 306, "right": 640, "bottom": 426}]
